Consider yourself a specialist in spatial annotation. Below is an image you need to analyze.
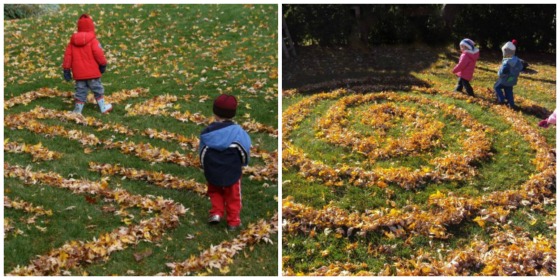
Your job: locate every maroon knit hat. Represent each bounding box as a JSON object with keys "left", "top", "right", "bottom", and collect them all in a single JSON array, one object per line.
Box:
[
  {"left": 77, "top": 14, "right": 95, "bottom": 32},
  {"left": 213, "top": 94, "right": 237, "bottom": 119}
]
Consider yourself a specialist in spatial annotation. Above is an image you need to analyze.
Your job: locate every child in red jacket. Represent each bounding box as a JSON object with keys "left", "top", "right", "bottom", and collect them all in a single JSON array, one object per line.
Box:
[
  {"left": 63, "top": 14, "right": 112, "bottom": 114},
  {"left": 452, "top": 38, "right": 479, "bottom": 96}
]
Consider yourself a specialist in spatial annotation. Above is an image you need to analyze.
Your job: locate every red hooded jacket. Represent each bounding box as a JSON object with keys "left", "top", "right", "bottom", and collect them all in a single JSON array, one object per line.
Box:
[{"left": 63, "top": 14, "right": 107, "bottom": 80}]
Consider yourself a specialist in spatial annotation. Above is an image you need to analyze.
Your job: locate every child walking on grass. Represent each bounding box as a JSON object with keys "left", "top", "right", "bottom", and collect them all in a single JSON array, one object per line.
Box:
[
  {"left": 452, "top": 38, "right": 479, "bottom": 96},
  {"left": 494, "top": 41, "right": 524, "bottom": 109},
  {"left": 63, "top": 14, "right": 112, "bottom": 114},
  {"left": 199, "top": 94, "right": 251, "bottom": 231}
]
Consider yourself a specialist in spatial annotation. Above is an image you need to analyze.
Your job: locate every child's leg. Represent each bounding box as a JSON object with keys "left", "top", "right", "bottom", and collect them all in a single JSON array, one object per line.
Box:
[
  {"left": 454, "top": 77, "right": 463, "bottom": 92},
  {"left": 89, "top": 78, "right": 105, "bottom": 100},
  {"left": 463, "top": 79, "right": 474, "bottom": 96},
  {"left": 207, "top": 183, "right": 225, "bottom": 218},
  {"left": 494, "top": 82, "right": 505, "bottom": 103},
  {"left": 224, "top": 179, "right": 242, "bottom": 226},
  {"left": 75, "top": 80, "right": 89, "bottom": 103},
  {"left": 89, "top": 78, "right": 112, "bottom": 113},
  {"left": 504, "top": 86, "right": 515, "bottom": 107},
  {"left": 72, "top": 81, "right": 88, "bottom": 113}
]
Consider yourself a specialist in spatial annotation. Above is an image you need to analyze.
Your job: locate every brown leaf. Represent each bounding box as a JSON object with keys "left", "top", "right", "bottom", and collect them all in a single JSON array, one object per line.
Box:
[
  {"left": 101, "top": 205, "right": 116, "bottom": 212},
  {"left": 133, "top": 249, "right": 153, "bottom": 262},
  {"left": 85, "top": 196, "right": 97, "bottom": 204}
]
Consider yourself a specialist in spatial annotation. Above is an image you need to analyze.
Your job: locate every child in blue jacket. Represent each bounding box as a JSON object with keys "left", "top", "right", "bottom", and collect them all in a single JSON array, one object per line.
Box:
[
  {"left": 199, "top": 94, "right": 251, "bottom": 230},
  {"left": 494, "top": 41, "right": 524, "bottom": 109}
]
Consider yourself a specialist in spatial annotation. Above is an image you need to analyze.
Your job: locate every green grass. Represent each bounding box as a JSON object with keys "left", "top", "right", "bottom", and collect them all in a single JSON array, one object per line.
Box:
[
  {"left": 282, "top": 45, "right": 556, "bottom": 274},
  {"left": 4, "top": 4, "right": 277, "bottom": 276}
]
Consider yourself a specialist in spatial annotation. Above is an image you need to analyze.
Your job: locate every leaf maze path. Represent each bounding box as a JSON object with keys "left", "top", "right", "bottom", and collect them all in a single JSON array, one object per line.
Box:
[
  {"left": 4, "top": 88, "right": 278, "bottom": 275},
  {"left": 282, "top": 85, "right": 556, "bottom": 275},
  {"left": 285, "top": 91, "right": 492, "bottom": 189},
  {"left": 4, "top": 196, "right": 53, "bottom": 236}
]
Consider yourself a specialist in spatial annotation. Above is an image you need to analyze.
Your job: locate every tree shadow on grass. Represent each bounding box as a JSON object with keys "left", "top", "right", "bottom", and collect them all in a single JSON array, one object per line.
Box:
[{"left": 283, "top": 45, "right": 435, "bottom": 94}]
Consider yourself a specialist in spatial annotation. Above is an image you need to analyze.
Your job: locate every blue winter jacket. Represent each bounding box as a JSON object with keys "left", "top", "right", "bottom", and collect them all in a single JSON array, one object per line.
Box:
[
  {"left": 199, "top": 121, "right": 251, "bottom": 187},
  {"left": 497, "top": 56, "right": 524, "bottom": 87}
]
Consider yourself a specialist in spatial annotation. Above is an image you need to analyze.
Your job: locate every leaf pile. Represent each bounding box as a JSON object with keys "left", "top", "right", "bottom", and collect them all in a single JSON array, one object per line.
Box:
[
  {"left": 4, "top": 140, "right": 62, "bottom": 162},
  {"left": 167, "top": 213, "right": 278, "bottom": 276},
  {"left": 89, "top": 162, "right": 207, "bottom": 195},
  {"left": 283, "top": 90, "right": 492, "bottom": 189},
  {"left": 5, "top": 88, "right": 147, "bottom": 109},
  {"left": 282, "top": 84, "right": 555, "bottom": 275},
  {"left": 5, "top": 163, "right": 187, "bottom": 275}
]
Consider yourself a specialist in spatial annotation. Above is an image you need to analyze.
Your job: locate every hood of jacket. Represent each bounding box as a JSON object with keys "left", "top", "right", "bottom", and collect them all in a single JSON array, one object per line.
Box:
[
  {"left": 200, "top": 124, "right": 251, "bottom": 152},
  {"left": 462, "top": 48, "right": 480, "bottom": 61},
  {"left": 77, "top": 14, "right": 95, "bottom": 32},
  {"left": 71, "top": 32, "right": 96, "bottom": 47},
  {"left": 505, "top": 55, "right": 520, "bottom": 66}
]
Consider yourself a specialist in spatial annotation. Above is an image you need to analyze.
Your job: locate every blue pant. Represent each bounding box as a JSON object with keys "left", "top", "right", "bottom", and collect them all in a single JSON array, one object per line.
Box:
[
  {"left": 75, "top": 78, "right": 104, "bottom": 103},
  {"left": 494, "top": 82, "right": 514, "bottom": 107}
]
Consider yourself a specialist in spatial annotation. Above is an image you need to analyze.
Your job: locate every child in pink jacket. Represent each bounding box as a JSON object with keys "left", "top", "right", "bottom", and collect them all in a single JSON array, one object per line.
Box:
[
  {"left": 538, "top": 109, "right": 557, "bottom": 128},
  {"left": 452, "top": 38, "right": 479, "bottom": 96}
]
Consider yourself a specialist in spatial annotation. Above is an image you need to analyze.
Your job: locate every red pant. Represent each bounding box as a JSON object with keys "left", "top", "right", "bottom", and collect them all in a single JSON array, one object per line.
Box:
[{"left": 207, "top": 179, "right": 242, "bottom": 226}]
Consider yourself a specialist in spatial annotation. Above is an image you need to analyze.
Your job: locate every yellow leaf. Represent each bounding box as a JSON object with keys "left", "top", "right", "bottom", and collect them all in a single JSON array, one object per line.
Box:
[
  {"left": 473, "top": 216, "right": 485, "bottom": 227},
  {"left": 384, "top": 231, "right": 396, "bottom": 239},
  {"left": 100, "top": 178, "right": 109, "bottom": 189},
  {"left": 429, "top": 190, "right": 445, "bottom": 200},
  {"left": 219, "top": 266, "right": 230, "bottom": 274},
  {"left": 59, "top": 251, "right": 69, "bottom": 262}
]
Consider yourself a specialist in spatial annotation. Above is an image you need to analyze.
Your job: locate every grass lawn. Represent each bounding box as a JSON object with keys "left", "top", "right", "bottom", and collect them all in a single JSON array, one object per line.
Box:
[
  {"left": 4, "top": 4, "right": 278, "bottom": 276},
  {"left": 282, "top": 45, "right": 555, "bottom": 275}
]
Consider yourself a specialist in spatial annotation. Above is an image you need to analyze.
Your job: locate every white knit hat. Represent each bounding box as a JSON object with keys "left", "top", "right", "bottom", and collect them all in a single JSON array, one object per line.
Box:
[
  {"left": 502, "top": 41, "right": 516, "bottom": 52},
  {"left": 501, "top": 41, "right": 516, "bottom": 56},
  {"left": 460, "top": 38, "right": 475, "bottom": 51}
]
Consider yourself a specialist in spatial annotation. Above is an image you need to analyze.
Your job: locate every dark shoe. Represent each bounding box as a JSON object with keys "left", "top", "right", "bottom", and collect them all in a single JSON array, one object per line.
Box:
[
  {"left": 538, "top": 119, "right": 550, "bottom": 128},
  {"left": 227, "top": 224, "right": 242, "bottom": 231},
  {"left": 208, "top": 215, "right": 221, "bottom": 224}
]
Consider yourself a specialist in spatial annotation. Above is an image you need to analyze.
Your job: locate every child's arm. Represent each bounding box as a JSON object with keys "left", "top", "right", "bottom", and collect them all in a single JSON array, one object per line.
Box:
[
  {"left": 62, "top": 43, "right": 73, "bottom": 81},
  {"left": 91, "top": 39, "right": 107, "bottom": 68},
  {"left": 234, "top": 129, "right": 251, "bottom": 166},
  {"left": 514, "top": 59, "right": 524, "bottom": 74},
  {"left": 452, "top": 54, "right": 467, "bottom": 74},
  {"left": 547, "top": 109, "right": 557, "bottom": 125},
  {"left": 198, "top": 138, "right": 205, "bottom": 167},
  {"left": 498, "top": 62, "right": 510, "bottom": 78}
]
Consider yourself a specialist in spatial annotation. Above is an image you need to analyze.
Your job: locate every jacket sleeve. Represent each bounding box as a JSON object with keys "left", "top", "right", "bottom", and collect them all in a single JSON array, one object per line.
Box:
[
  {"left": 239, "top": 130, "right": 251, "bottom": 166},
  {"left": 91, "top": 39, "right": 107, "bottom": 66},
  {"left": 547, "top": 109, "right": 557, "bottom": 125},
  {"left": 452, "top": 54, "right": 468, "bottom": 73},
  {"left": 62, "top": 43, "right": 72, "bottom": 69},
  {"left": 198, "top": 137, "right": 205, "bottom": 165},
  {"left": 498, "top": 62, "right": 509, "bottom": 78},
  {"left": 514, "top": 59, "right": 524, "bottom": 74}
]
